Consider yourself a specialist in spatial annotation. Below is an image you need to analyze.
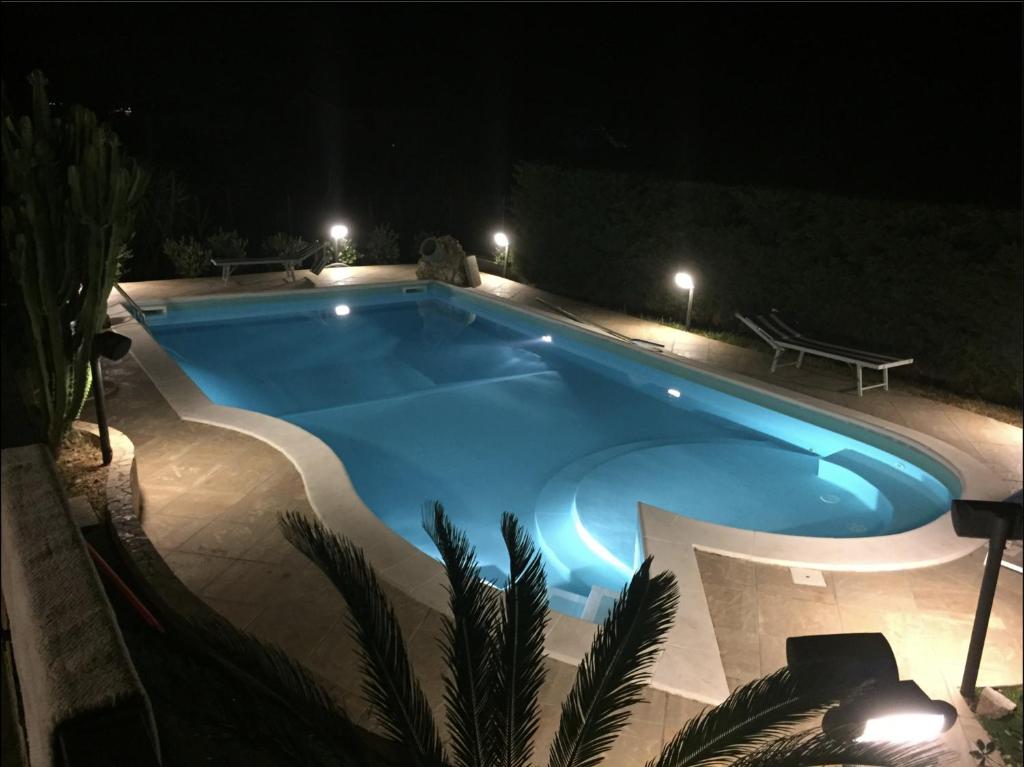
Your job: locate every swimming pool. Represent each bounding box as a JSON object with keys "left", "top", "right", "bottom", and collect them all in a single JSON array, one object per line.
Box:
[{"left": 145, "top": 282, "right": 957, "bottom": 621}]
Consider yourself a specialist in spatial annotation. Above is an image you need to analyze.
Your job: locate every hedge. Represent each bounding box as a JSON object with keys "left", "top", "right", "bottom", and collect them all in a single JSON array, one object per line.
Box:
[{"left": 511, "top": 163, "right": 1023, "bottom": 406}]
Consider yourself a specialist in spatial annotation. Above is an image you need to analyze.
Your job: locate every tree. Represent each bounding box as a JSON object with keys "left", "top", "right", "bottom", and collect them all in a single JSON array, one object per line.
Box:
[
  {"left": 276, "top": 504, "right": 947, "bottom": 767},
  {"left": 1, "top": 71, "right": 148, "bottom": 452}
]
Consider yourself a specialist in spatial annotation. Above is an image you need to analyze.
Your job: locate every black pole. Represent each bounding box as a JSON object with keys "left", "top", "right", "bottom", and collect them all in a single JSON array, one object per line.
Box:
[
  {"left": 960, "top": 514, "right": 1011, "bottom": 698},
  {"left": 90, "top": 354, "right": 113, "bottom": 466}
]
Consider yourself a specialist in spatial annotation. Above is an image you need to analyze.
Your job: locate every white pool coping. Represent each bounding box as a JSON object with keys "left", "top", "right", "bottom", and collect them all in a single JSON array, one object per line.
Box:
[{"left": 112, "top": 280, "right": 1006, "bottom": 705}]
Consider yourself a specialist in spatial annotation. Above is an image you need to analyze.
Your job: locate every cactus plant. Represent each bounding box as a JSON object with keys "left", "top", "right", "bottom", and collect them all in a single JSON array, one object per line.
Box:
[{"left": 1, "top": 71, "right": 148, "bottom": 453}]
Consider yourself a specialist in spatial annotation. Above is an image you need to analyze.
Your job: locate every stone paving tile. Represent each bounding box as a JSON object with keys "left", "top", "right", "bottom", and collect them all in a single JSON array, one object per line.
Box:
[
  {"left": 714, "top": 629, "right": 761, "bottom": 685},
  {"left": 203, "top": 597, "right": 265, "bottom": 630},
  {"left": 176, "top": 519, "right": 266, "bottom": 559},
  {"left": 142, "top": 514, "right": 212, "bottom": 551},
  {"left": 754, "top": 563, "right": 837, "bottom": 604},
  {"left": 246, "top": 601, "right": 343, "bottom": 663},
  {"left": 757, "top": 594, "right": 844, "bottom": 637},
  {"left": 160, "top": 550, "right": 236, "bottom": 592},
  {"left": 702, "top": 583, "right": 759, "bottom": 633}
]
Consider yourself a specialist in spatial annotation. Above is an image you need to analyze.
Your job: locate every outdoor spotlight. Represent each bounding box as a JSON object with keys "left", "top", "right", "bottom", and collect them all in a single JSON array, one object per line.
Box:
[
  {"left": 329, "top": 223, "right": 349, "bottom": 241},
  {"left": 673, "top": 272, "right": 696, "bottom": 328},
  {"left": 822, "top": 680, "right": 957, "bottom": 744},
  {"left": 493, "top": 231, "right": 509, "bottom": 248},
  {"left": 94, "top": 330, "right": 132, "bottom": 361},
  {"left": 787, "top": 633, "right": 956, "bottom": 745},
  {"left": 951, "top": 499, "right": 1023, "bottom": 696}
]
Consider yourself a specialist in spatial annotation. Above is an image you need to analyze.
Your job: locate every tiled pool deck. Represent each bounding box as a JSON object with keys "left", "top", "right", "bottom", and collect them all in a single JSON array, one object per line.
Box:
[{"left": 93, "top": 266, "right": 1022, "bottom": 765}]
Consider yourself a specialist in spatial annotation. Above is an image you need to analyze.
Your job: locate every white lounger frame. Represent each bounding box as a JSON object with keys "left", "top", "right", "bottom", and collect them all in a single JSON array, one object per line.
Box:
[
  {"left": 736, "top": 312, "right": 914, "bottom": 396},
  {"left": 211, "top": 241, "right": 331, "bottom": 284}
]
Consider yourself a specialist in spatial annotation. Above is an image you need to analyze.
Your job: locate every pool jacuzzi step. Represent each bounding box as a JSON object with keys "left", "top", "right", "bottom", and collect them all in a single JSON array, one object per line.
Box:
[{"left": 536, "top": 440, "right": 908, "bottom": 598}]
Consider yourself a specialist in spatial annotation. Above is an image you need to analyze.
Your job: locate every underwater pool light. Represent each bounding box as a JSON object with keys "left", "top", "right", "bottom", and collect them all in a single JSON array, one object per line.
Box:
[
  {"left": 667, "top": 388, "right": 681, "bottom": 398},
  {"left": 334, "top": 304, "right": 351, "bottom": 316},
  {"left": 541, "top": 335, "right": 553, "bottom": 343}
]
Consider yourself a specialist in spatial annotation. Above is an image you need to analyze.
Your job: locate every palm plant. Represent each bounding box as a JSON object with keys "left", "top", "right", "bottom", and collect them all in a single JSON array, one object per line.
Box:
[{"left": 278, "top": 504, "right": 948, "bottom": 767}]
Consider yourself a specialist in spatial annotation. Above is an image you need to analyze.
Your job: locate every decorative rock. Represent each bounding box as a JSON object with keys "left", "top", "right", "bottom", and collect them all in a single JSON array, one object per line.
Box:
[
  {"left": 415, "top": 235, "right": 473, "bottom": 286},
  {"left": 976, "top": 687, "right": 1017, "bottom": 719}
]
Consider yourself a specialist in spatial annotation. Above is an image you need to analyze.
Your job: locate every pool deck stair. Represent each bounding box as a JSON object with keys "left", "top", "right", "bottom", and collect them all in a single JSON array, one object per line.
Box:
[{"left": 638, "top": 502, "right": 732, "bottom": 704}]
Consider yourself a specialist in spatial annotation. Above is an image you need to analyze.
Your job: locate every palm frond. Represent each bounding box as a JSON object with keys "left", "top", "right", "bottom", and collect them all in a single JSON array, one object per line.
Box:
[
  {"left": 728, "top": 729, "right": 952, "bottom": 767},
  {"left": 423, "top": 501, "right": 500, "bottom": 767},
  {"left": 491, "top": 512, "right": 550, "bottom": 767},
  {"left": 649, "top": 667, "right": 851, "bottom": 767},
  {"left": 547, "top": 557, "right": 679, "bottom": 767},
  {"left": 280, "top": 511, "right": 447, "bottom": 767}
]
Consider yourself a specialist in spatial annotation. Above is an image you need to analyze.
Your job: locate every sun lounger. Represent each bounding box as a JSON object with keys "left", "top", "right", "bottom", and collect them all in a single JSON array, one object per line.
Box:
[
  {"left": 211, "top": 241, "right": 330, "bottom": 284},
  {"left": 735, "top": 311, "right": 914, "bottom": 395}
]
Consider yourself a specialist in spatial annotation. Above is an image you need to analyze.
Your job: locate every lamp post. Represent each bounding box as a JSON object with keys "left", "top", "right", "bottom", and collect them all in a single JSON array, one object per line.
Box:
[
  {"left": 329, "top": 223, "right": 349, "bottom": 266},
  {"left": 674, "top": 271, "right": 695, "bottom": 329},
  {"left": 787, "top": 633, "right": 957, "bottom": 745},
  {"left": 494, "top": 231, "right": 510, "bottom": 279},
  {"left": 90, "top": 330, "right": 133, "bottom": 465},
  {"left": 951, "top": 500, "right": 1023, "bottom": 698}
]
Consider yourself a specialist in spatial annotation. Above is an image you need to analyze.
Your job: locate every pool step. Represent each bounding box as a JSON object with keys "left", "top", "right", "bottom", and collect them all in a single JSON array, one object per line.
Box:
[
  {"left": 819, "top": 449, "right": 949, "bottom": 531},
  {"left": 534, "top": 437, "right": 758, "bottom": 596}
]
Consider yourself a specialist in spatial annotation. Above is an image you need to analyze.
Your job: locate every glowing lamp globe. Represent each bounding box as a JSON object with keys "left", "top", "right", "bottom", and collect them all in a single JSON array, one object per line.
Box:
[
  {"left": 329, "top": 224, "right": 349, "bottom": 241},
  {"left": 674, "top": 272, "right": 694, "bottom": 291},
  {"left": 494, "top": 232, "right": 509, "bottom": 248}
]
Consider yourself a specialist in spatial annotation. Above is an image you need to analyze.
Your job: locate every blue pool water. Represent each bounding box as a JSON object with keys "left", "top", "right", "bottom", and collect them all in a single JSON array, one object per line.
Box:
[{"left": 146, "top": 284, "right": 955, "bottom": 621}]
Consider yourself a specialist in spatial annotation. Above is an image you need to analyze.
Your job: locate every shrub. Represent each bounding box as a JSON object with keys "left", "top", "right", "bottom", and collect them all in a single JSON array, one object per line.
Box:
[
  {"left": 331, "top": 239, "right": 360, "bottom": 266},
  {"left": 206, "top": 228, "right": 247, "bottom": 262},
  {"left": 362, "top": 223, "right": 401, "bottom": 264},
  {"left": 263, "top": 232, "right": 309, "bottom": 260},
  {"left": 512, "top": 163, "right": 1024, "bottom": 405},
  {"left": 162, "top": 236, "right": 212, "bottom": 278}
]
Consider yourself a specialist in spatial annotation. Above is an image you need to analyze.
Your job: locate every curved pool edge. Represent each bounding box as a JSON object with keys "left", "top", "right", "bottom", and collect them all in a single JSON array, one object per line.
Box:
[{"left": 113, "top": 281, "right": 1010, "bottom": 704}]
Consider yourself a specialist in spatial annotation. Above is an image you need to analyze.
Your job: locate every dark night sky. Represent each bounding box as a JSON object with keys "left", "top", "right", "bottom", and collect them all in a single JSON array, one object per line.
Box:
[{"left": 2, "top": 3, "right": 1021, "bottom": 253}]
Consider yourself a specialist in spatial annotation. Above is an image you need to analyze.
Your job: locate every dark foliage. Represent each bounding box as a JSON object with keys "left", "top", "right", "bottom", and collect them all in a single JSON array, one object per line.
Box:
[{"left": 512, "top": 163, "right": 1023, "bottom": 405}]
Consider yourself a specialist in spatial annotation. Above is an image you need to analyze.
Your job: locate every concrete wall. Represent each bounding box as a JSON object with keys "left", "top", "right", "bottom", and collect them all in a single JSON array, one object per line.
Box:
[{"left": 0, "top": 445, "right": 159, "bottom": 766}]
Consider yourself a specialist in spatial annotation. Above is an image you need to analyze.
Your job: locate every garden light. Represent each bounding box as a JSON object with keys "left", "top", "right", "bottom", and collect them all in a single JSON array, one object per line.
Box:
[
  {"left": 674, "top": 271, "right": 694, "bottom": 290},
  {"left": 950, "top": 500, "right": 1023, "bottom": 696},
  {"left": 673, "top": 271, "right": 695, "bottom": 328},
  {"left": 494, "top": 231, "right": 511, "bottom": 278},
  {"left": 787, "top": 633, "right": 956, "bottom": 745},
  {"left": 822, "top": 681, "right": 957, "bottom": 744},
  {"left": 329, "top": 223, "right": 349, "bottom": 241}
]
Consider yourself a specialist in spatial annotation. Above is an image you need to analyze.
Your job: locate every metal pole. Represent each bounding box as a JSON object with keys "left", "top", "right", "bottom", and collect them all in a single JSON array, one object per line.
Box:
[
  {"left": 502, "top": 244, "right": 510, "bottom": 279},
  {"left": 960, "top": 514, "right": 1011, "bottom": 697},
  {"left": 685, "top": 287, "right": 694, "bottom": 329},
  {"left": 90, "top": 354, "right": 113, "bottom": 466}
]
